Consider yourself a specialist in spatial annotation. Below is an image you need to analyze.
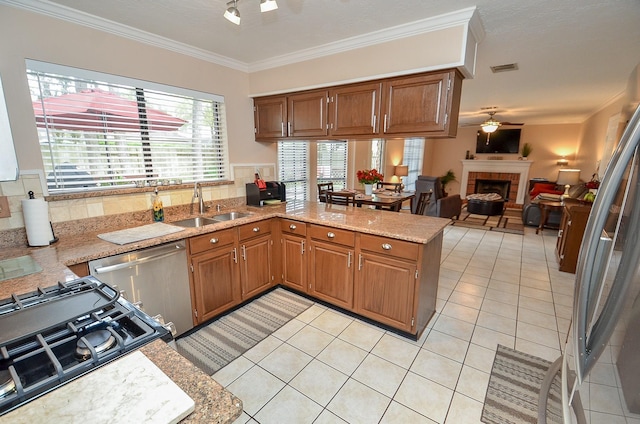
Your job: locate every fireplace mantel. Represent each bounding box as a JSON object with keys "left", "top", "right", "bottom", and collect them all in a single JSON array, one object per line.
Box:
[{"left": 460, "top": 160, "right": 533, "bottom": 204}]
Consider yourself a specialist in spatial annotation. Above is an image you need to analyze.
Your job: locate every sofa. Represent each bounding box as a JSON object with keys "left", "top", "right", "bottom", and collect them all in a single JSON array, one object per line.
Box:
[
  {"left": 414, "top": 175, "right": 462, "bottom": 219},
  {"left": 522, "top": 181, "right": 588, "bottom": 228}
]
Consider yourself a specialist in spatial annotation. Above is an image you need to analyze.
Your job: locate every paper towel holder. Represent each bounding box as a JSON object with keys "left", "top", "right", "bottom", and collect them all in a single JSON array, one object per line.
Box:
[{"left": 26, "top": 191, "right": 59, "bottom": 246}]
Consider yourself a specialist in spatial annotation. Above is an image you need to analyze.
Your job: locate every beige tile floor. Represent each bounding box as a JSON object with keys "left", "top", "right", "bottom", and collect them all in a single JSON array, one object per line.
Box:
[{"left": 211, "top": 225, "right": 640, "bottom": 424}]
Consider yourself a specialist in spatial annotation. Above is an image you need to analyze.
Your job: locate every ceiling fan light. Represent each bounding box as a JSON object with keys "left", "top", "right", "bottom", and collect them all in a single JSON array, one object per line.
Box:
[
  {"left": 481, "top": 120, "right": 500, "bottom": 133},
  {"left": 260, "top": 0, "right": 278, "bottom": 12},
  {"left": 224, "top": 1, "right": 241, "bottom": 25}
]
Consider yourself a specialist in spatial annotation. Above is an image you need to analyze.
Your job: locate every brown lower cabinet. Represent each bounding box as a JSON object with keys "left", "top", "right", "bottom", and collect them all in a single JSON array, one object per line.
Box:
[
  {"left": 188, "top": 228, "right": 241, "bottom": 324},
  {"left": 188, "top": 219, "right": 275, "bottom": 325},
  {"left": 556, "top": 202, "right": 592, "bottom": 273},
  {"left": 188, "top": 217, "right": 441, "bottom": 337}
]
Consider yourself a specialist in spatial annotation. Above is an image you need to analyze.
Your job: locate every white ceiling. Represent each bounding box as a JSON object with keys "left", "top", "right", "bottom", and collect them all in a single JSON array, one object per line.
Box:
[{"left": 6, "top": 0, "right": 640, "bottom": 126}]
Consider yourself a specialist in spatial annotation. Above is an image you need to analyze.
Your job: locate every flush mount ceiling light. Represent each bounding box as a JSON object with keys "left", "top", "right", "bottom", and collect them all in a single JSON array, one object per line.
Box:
[
  {"left": 224, "top": 0, "right": 278, "bottom": 25},
  {"left": 224, "top": 0, "right": 241, "bottom": 25},
  {"left": 260, "top": 0, "right": 278, "bottom": 12}
]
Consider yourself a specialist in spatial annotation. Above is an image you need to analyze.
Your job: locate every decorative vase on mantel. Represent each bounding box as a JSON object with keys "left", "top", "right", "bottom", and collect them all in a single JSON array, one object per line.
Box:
[{"left": 364, "top": 184, "right": 374, "bottom": 196}]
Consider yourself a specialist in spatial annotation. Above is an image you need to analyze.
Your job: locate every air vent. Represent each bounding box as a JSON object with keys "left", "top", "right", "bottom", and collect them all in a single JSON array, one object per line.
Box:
[{"left": 490, "top": 63, "right": 519, "bottom": 73}]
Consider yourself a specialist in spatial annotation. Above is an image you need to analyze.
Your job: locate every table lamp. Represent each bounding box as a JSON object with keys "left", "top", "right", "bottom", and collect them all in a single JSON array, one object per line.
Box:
[
  {"left": 557, "top": 168, "right": 581, "bottom": 199},
  {"left": 394, "top": 165, "right": 409, "bottom": 190}
]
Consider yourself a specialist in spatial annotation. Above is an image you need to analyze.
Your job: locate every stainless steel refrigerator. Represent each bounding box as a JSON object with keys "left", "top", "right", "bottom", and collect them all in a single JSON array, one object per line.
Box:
[{"left": 539, "top": 104, "right": 640, "bottom": 423}]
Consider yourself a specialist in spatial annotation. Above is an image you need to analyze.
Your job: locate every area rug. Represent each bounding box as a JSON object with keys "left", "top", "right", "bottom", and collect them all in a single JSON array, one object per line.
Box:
[
  {"left": 481, "top": 344, "right": 563, "bottom": 424},
  {"left": 451, "top": 207, "right": 525, "bottom": 235},
  {"left": 175, "top": 288, "right": 314, "bottom": 375}
]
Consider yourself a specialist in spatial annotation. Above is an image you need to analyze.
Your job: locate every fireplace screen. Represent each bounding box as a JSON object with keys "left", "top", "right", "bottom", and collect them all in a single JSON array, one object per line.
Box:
[{"left": 474, "top": 179, "right": 511, "bottom": 201}]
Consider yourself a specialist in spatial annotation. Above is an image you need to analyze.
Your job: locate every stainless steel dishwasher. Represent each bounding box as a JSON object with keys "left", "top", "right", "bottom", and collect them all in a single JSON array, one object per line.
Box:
[{"left": 88, "top": 240, "right": 193, "bottom": 337}]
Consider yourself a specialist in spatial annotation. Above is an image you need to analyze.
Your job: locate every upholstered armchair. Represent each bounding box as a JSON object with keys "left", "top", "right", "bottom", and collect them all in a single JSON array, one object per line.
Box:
[{"left": 414, "top": 176, "right": 462, "bottom": 219}]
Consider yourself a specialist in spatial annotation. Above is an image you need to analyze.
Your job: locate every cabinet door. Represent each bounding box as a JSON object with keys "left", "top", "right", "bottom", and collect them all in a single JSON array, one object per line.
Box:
[
  {"left": 191, "top": 246, "right": 241, "bottom": 324},
  {"left": 382, "top": 71, "right": 460, "bottom": 136},
  {"left": 254, "top": 96, "right": 287, "bottom": 139},
  {"left": 282, "top": 234, "right": 307, "bottom": 292},
  {"left": 355, "top": 252, "right": 416, "bottom": 332},
  {"left": 308, "top": 240, "right": 354, "bottom": 309},
  {"left": 240, "top": 234, "right": 273, "bottom": 299},
  {"left": 329, "top": 82, "right": 381, "bottom": 137},
  {"left": 287, "top": 90, "right": 328, "bottom": 138}
]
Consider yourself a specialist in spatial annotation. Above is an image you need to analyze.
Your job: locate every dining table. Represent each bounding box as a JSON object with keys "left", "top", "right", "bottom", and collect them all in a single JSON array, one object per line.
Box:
[{"left": 352, "top": 190, "right": 415, "bottom": 212}]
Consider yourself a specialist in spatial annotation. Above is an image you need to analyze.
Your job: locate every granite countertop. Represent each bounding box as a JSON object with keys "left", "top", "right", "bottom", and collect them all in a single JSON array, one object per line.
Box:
[{"left": 0, "top": 202, "right": 450, "bottom": 423}]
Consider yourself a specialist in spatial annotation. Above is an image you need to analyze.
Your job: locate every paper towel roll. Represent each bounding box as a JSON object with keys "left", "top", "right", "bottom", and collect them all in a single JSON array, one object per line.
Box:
[{"left": 22, "top": 198, "right": 55, "bottom": 246}]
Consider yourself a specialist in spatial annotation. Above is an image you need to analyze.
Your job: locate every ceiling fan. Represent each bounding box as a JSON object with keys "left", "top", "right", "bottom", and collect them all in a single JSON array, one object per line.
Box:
[{"left": 466, "top": 109, "right": 524, "bottom": 133}]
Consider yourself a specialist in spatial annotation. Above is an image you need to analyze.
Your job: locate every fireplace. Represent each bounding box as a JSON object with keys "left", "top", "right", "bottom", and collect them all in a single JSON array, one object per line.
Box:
[
  {"left": 475, "top": 179, "right": 511, "bottom": 200},
  {"left": 460, "top": 160, "right": 533, "bottom": 206}
]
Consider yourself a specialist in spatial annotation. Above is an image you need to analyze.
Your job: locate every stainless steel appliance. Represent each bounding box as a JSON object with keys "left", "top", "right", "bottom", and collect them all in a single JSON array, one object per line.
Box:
[
  {"left": 0, "top": 276, "right": 171, "bottom": 416},
  {"left": 539, "top": 104, "right": 640, "bottom": 422},
  {"left": 89, "top": 241, "right": 193, "bottom": 337}
]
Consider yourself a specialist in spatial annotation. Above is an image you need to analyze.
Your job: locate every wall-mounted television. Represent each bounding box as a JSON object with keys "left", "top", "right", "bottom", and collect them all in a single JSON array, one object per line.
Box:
[{"left": 476, "top": 129, "right": 521, "bottom": 154}]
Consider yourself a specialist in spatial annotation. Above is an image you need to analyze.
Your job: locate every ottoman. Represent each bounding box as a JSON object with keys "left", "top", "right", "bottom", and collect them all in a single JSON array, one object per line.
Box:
[{"left": 466, "top": 195, "right": 505, "bottom": 216}]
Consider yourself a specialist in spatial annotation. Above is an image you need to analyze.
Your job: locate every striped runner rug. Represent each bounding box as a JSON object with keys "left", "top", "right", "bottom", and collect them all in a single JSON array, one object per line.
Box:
[
  {"left": 482, "top": 344, "right": 563, "bottom": 424},
  {"left": 175, "top": 288, "right": 314, "bottom": 375}
]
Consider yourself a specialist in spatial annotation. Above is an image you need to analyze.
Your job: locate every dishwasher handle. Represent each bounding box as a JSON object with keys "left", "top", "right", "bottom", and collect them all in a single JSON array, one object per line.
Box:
[{"left": 93, "top": 244, "right": 186, "bottom": 274}]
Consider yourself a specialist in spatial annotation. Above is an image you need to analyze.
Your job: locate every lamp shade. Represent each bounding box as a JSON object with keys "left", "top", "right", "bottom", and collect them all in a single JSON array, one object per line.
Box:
[
  {"left": 556, "top": 169, "right": 581, "bottom": 186},
  {"left": 394, "top": 165, "right": 409, "bottom": 177}
]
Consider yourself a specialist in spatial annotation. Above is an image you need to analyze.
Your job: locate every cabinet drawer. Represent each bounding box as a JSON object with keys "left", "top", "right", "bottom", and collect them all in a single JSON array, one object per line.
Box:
[
  {"left": 238, "top": 219, "right": 272, "bottom": 241},
  {"left": 281, "top": 219, "right": 307, "bottom": 236},
  {"left": 309, "top": 224, "right": 355, "bottom": 247},
  {"left": 189, "top": 228, "right": 236, "bottom": 255},
  {"left": 359, "top": 234, "right": 419, "bottom": 261}
]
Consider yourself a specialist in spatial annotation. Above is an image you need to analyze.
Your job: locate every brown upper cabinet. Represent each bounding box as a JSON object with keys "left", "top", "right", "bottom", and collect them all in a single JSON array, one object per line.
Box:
[{"left": 252, "top": 68, "right": 462, "bottom": 141}]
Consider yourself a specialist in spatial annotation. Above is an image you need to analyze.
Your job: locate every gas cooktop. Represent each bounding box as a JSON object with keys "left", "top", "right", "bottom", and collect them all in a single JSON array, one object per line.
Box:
[{"left": 0, "top": 276, "right": 171, "bottom": 416}]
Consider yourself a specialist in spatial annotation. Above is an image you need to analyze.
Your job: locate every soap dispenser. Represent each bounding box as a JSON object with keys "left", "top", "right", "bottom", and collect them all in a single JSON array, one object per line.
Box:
[{"left": 152, "top": 189, "right": 164, "bottom": 222}]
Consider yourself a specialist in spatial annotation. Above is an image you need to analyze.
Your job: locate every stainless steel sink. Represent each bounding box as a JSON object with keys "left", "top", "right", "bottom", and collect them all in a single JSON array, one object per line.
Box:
[
  {"left": 170, "top": 217, "right": 218, "bottom": 228},
  {"left": 212, "top": 212, "right": 252, "bottom": 221}
]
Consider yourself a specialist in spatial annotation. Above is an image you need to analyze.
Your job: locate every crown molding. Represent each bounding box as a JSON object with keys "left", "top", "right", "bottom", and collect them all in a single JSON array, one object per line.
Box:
[
  {"left": 248, "top": 7, "right": 480, "bottom": 72},
  {"left": 1, "top": 0, "right": 480, "bottom": 75},
  {"left": 0, "top": 0, "right": 249, "bottom": 72}
]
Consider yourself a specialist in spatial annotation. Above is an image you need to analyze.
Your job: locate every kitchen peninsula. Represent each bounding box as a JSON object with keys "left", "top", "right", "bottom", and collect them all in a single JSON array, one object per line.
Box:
[{"left": 0, "top": 202, "right": 450, "bottom": 422}]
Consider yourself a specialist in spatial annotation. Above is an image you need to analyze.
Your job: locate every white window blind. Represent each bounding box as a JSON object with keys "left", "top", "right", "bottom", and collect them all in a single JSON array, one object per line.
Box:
[
  {"left": 403, "top": 138, "right": 424, "bottom": 191},
  {"left": 371, "top": 139, "right": 385, "bottom": 171},
  {"left": 317, "top": 141, "right": 347, "bottom": 191},
  {"left": 27, "top": 62, "right": 229, "bottom": 193},
  {"left": 278, "top": 141, "right": 309, "bottom": 203}
]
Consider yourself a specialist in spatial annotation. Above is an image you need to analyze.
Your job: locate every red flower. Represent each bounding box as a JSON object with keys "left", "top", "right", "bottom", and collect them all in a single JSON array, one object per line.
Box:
[{"left": 357, "top": 169, "right": 384, "bottom": 184}]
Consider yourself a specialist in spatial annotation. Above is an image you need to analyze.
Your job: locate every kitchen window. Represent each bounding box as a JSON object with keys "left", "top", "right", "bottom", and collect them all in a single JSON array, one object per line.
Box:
[
  {"left": 278, "top": 141, "right": 309, "bottom": 203},
  {"left": 317, "top": 141, "right": 347, "bottom": 191},
  {"left": 26, "top": 60, "right": 229, "bottom": 193}
]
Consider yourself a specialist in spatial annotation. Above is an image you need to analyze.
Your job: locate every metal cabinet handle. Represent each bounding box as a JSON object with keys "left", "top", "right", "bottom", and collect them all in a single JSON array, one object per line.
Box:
[
  {"left": 381, "top": 243, "right": 392, "bottom": 250},
  {"left": 383, "top": 114, "right": 388, "bottom": 132},
  {"left": 253, "top": 227, "right": 260, "bottom": 232},
  {"left": 281, "top": 122, "right": 285, "bottom": 137},
  {"left": 233, "top": 247, "right": 238, "bottom": 263},
  {"left": 347, "top": 251, "right": 352, "bottom": 268},
  {"left": 327, "top": 232, "right": 335, "bottom": 239},
  {"left": 241, "top": 245, "right": 246, "bottom": 260},
  {"left": 301, "top": 240, "right": 305, "bottom": 255},
  {"left": 372, "top": 115, "right": 377, "bottom": 132},
  {"left": 289, "top": 224, "right": 297, "bottom": 230},
  {"left": 287, "top": 121, "right": 292, "bottom": 136},
  {"left": 210, "top": 238, "right": 219, "bottom": 244},
  {"left": 358, "top": 253, "right": 363, "bottom": 270}
]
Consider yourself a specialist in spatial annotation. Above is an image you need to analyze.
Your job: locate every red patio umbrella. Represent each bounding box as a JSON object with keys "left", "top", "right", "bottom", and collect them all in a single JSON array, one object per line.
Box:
[{"left": 32, "top": 89, "right": 186, "bottom": 132}]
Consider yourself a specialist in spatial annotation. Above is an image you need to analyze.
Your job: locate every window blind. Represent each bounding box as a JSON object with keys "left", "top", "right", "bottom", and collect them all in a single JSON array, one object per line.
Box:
[
  {"left": 403, "top": 138, "right": 425, "bottom": 191},
  {"left": 317, "top": 141, "right": 347, "bottom": 191},
  {"left": 278, "top": 141, "right": 309, "bottom": 202},
  {"left": 27, "top": 63, "right": 229, "bottom": 193}
]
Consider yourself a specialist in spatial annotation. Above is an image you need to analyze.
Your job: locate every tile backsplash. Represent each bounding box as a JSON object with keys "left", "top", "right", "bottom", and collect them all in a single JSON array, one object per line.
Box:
[{"left": 0, "top": 164, "right": 276, "bottom": 232}]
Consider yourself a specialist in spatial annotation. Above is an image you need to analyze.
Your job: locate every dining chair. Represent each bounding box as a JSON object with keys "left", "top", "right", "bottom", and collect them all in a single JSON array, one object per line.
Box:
[
  {"left": 326, "top": 191, "right": 355, "bottom": 206},
  {"left": 376, "top": 182, "right": 402, "bottom": 193},
  {"left": 317, "top": 182, "right": 334, "bottom": 202},
  {"left": 414, "top": 190, "right": 433, "bottom": 215}
]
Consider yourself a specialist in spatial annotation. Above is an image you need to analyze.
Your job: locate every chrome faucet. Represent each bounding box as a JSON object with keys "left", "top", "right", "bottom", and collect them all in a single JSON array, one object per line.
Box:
[{"left": 191, "top": 182, "right": 205, "bottom": 214}]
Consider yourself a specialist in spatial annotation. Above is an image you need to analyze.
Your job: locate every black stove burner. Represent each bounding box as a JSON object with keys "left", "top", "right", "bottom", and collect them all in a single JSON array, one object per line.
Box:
[
  {"left": 0, "top": 370, "right": 15, "bottom": 399},
  {"left": 75, "top": 329, "right": 117, "bottom": 360},
  {"left": 0, "top": 276, "right": 172, "bottom": 416}
]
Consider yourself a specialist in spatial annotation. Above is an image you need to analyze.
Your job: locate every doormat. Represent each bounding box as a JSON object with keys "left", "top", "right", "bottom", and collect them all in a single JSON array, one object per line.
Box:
[
  {"left": 175, "top": 288, "right": 314, "bottom": 375},
  {"left": 482, "top": 344, "right": 563, "bottom": 424},
  {"left": 451, "top": 207, "right": 525, "bottom": 235}
]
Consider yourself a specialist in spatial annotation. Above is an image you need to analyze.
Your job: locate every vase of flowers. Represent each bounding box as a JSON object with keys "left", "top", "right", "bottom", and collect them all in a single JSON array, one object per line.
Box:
[{"left": 357, "top": 169, "right": 383, "bottom": 195}]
